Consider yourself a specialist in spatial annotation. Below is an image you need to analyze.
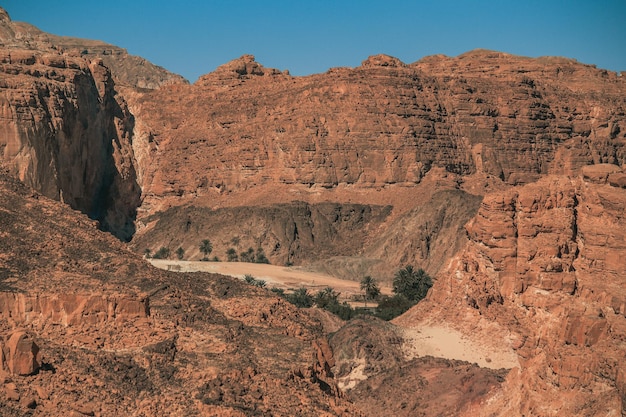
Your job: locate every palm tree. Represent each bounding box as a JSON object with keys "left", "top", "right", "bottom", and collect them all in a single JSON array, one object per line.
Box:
[
  {"left": 360, "top": 275, "right": 380, "bottom": 308},
  {"left": 226, "top": 247, "right": 238, "bottom": 262},
  {"left": 199, "top": 239, "right": 212, "bottom": 260},
  {"left": 392, "top": 265, "right": 432, "bottom": 303}
]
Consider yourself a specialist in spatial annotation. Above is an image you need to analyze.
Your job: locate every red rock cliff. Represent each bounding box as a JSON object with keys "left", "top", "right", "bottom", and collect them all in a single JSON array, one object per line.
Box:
[{"left": 398, "top": 169, "right": 626, "bottom": 415}]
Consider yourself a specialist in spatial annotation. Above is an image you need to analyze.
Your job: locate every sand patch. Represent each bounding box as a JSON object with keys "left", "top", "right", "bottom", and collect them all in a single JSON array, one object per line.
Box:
[
  {"left": 400, "top": 324, "right": 519, "bottom": 370},
  {"left": 149, "top": 259, "right": 392, "bottom": 299}
]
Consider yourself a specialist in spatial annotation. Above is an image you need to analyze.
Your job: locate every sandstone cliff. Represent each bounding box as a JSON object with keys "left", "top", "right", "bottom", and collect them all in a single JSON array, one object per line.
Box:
[
  {"left": 397, "top": 169, "right": 626, "bottom": 415},
  {"left": 131, "top": 51, "right": 626, "bottom": 206},
  {"left": 0, "top": 8, "right": 187, "bottom": 89},
  {"left": 0, "top": 167, "right": 361, "bottom": 416},
  {"left": 126, "top": 51, "right": 625, "bottom": 276},
  {"left": 0, "top": 8, "right": 145, "bottom": 240}
]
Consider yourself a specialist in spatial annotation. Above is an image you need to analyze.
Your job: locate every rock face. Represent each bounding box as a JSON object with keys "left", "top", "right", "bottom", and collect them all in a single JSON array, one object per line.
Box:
[
  {"left": 0, "top": 168, "right": 360, "bottom": 416},
  {"left": 124, "top": 49, "right": 625, "bottom": 279},
  {"left": 133, "top": 201, "right": 392, "bottom": 269},
  {"left": 1, "top": 331, "right": 40, "bottom": 376},
  {"left": 397, "top": 171, "right": 626, "bottom": 415},
  {"left": 0, "top": 9, "right": 187, "bottom": 89},
  {"left": 131, "top": 51, "right": 626, "bottom": 207},
  {"left": 0, "top": 9, "right": 143, "bottom": 240}
]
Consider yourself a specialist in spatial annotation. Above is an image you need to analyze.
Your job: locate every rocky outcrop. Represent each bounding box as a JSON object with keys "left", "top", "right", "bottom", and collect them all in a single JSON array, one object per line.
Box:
[
  {"left": 132, "top": 201, "right": 392, "bottom": 267},
  {"left": 1, "top": 331, "right": 40, "bottom": 376},
  {"left": 330, "top": 316, "right": 508, "bottom": 416},
  {"left": 0, "top": 292, "right": 149, "bottom": 326},
  {"left": 131, "top": 51, "right": 626, "bottom": 208},
  {"left": 0, "top": 158, "right": 359, "bottom": 416},
  {"left": 398, "top": 171, "right": 626, "bottom": 415},
  {"left": 0, "top": 8, "right": 186, "bottom": 89},
  {"left": 0, "top": 45, "right": 141, "bottom": 240}
]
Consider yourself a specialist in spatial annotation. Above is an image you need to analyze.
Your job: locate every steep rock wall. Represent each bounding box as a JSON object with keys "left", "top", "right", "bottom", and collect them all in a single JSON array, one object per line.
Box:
[
  {"left": 0, "top": 48, "right": 140, "bottom": 240},
  {"left": 131, "top": 52, "right": 626, "bottom": 211},
  {"left": 398, "top": 169, "right": 626, "bottom": 415},
  {"left": 132, "top": 201, "right": 392, "bottom": 267}
]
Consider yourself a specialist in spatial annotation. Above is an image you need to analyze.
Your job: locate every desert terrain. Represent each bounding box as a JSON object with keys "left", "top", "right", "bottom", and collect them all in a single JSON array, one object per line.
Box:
[
  {"left": 150, "top": 259, "right": 392, "bottom": 299},
  {"left": 1, "top": 6, "right": 625, "bottom": 416}
]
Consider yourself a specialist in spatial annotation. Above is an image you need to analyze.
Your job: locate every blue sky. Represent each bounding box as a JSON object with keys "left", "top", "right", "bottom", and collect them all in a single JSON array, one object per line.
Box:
[{"left": 3, "top": 1, "right": 625, "bottom": 82}]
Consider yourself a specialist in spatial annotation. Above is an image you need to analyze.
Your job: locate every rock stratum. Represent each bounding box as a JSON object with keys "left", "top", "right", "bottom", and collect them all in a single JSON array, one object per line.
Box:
[
  {"left": 128, "top": 49, "right": 625, "bottom": 278},
  {"left": 1, "top": 6, "right": 626, "bottom": 416},
  {"left": 397, "top": 170, "right": 626, "bottom": 415},
  {"left": 0, "top": 167, "right": 360, "bottom": 416}
]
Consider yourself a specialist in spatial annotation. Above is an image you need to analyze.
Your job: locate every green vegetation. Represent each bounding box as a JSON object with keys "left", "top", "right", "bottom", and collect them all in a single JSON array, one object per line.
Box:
[
  {"left": 255, "top": 247, "right": 269, "bottom": 264},
  {"left": 152, "top": 246, "right": 170, "bottom": 259},
  {"left": 144, "top": 248, "right": 152, "bottom": 259},
  {"left": 374, "top": 294, "right": 414, "bottom": 321},
  {"left": 392, "top": 265, "right": 432, "bottom": 303},
  {"left": 239, "top": 247, "right": 255, "bottom": 262},
  {"left": 199, "top": 239, "right": 213, "bottom": 261},
  {"left": 285, "top": 287, "right": 314, "bottom": 308},
  {"left": 176, "top": 246, "right": 185, "bottom": 260},
  {"left": 244, "top": 274, "right": 266, "bottom": 288},
  {"left": 226, "top": 248, "right": 239, "bottom": 262},
  {"left": 238, "top": 247, "right": 270, "bottom": 264},
  {"left": 312, "top": 287, "right": 356, "bottom": 320},
  {"left": 240, "top": 265, "right": 432, "bottom": 322},
  {"left": 360, "top": 275, "right": 380, "bottom": 306}
]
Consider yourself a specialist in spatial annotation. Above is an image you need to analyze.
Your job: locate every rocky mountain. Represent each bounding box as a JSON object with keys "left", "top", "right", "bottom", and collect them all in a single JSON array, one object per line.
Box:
[
  {"left": 1, "top": 5, "right": 626, "bottom": 416},
  {"left": 397, "top": 167, "right": 626, "bottom": 415},
  {"left": 0, "top": 166, "right": 362, "bottom": 416},
  {"left": 127, "top": 50, "right": 625, "bottom": 278},
  {"left": 0, "top": 8, "right": 187, "bottom": 89},
  {"left": 132, "top": 51, "right": 625, "bottom": 202}
]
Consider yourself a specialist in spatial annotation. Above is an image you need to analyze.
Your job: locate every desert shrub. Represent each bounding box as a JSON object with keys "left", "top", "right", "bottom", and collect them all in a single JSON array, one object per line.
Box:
[
  {"left": 285, "top": 287, "right": 314, "bottom": 308},
  {"left": 324, "top": 300, "right": 356, "bottom": 320},
  {"left": 240, "top": 247, "right": 255, "bottom": 263},
  {"left": 176, "top": 247, "right": 185, "bottom": 260},
  {"left": 152, "top": 246, "right": 170, "bottom": 259},
  {"left": 314, "top": 287, "right": 340, "bottom": 308},
  {"left": 313, "top": 287, "right": 356, "bottom": 320},
  {"left": 244, "top": 274, "right": 266, "bottom": 288},
  {"left": 270, "top": 287, "right": 285, "bottom": 296},
  {"left": 255, "top": 247, "right": 269, "bottom": 264},
  {"left": 374, "top": 294, "right": 414, "bottom": 321}
]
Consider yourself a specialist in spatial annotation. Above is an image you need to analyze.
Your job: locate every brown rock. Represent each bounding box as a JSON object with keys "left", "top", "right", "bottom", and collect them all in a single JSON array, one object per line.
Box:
[
  {"left": 35, "top": 385, "right": 49, "bottom": 400},
  {"left": 581, "top": 163, "right": 622, "bottom": 184},
  {"left": 398, "top": 175, "right": 626, "bottom": 415},
  {"left": 20, "top": 395, "right": 37, "bottom": 409},
  {"left": 73, "top": 402, "right": 96, "bottom": 416},
  {"left": 5, "top": 331, "right": 39, "bottom": 376},
  {"left": 4, "top": 382, "right": 19, "bottom": 401}
]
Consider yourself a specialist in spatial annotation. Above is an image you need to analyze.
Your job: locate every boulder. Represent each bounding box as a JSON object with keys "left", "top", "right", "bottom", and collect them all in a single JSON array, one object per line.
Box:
[{"left": 4, "top": 331, "right": 40, "bottom": 376}]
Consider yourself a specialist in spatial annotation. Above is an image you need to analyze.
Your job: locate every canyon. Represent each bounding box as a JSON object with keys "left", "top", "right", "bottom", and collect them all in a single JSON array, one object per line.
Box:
[{"left": 1, "top": 6, "right": 626, "bottom": 416}]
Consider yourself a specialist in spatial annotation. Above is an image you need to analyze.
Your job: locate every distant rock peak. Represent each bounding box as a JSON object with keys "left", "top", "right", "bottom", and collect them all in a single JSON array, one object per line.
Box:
[
  {"left": 361, "top": 54, "right": 406, "bottom": 68},
  {"left": 195, "top": 54, "right": 288, "bottom": 86},
  {"left": 0, "top": 7, "right": 10, "bottom": 23}
]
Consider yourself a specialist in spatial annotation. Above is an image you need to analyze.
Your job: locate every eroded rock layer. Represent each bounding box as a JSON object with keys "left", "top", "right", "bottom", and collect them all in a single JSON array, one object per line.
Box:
[
  {"left": 0, "top": 167, "right": 361, "bottom": 416},
  {"left": 0, "top": 38, "right": 142, "bottom": 240},
  {"left": 397, "top": 169, "right": 626, "bottom": 415},
  {"left": 132, "top": 51, "right": 626, "bottom": 208}
]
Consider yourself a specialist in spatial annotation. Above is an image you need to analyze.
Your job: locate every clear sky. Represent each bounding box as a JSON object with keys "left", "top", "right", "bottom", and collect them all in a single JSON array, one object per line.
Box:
[{"left": 3, "top": 0, "right": 625, "bottom": 82}]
